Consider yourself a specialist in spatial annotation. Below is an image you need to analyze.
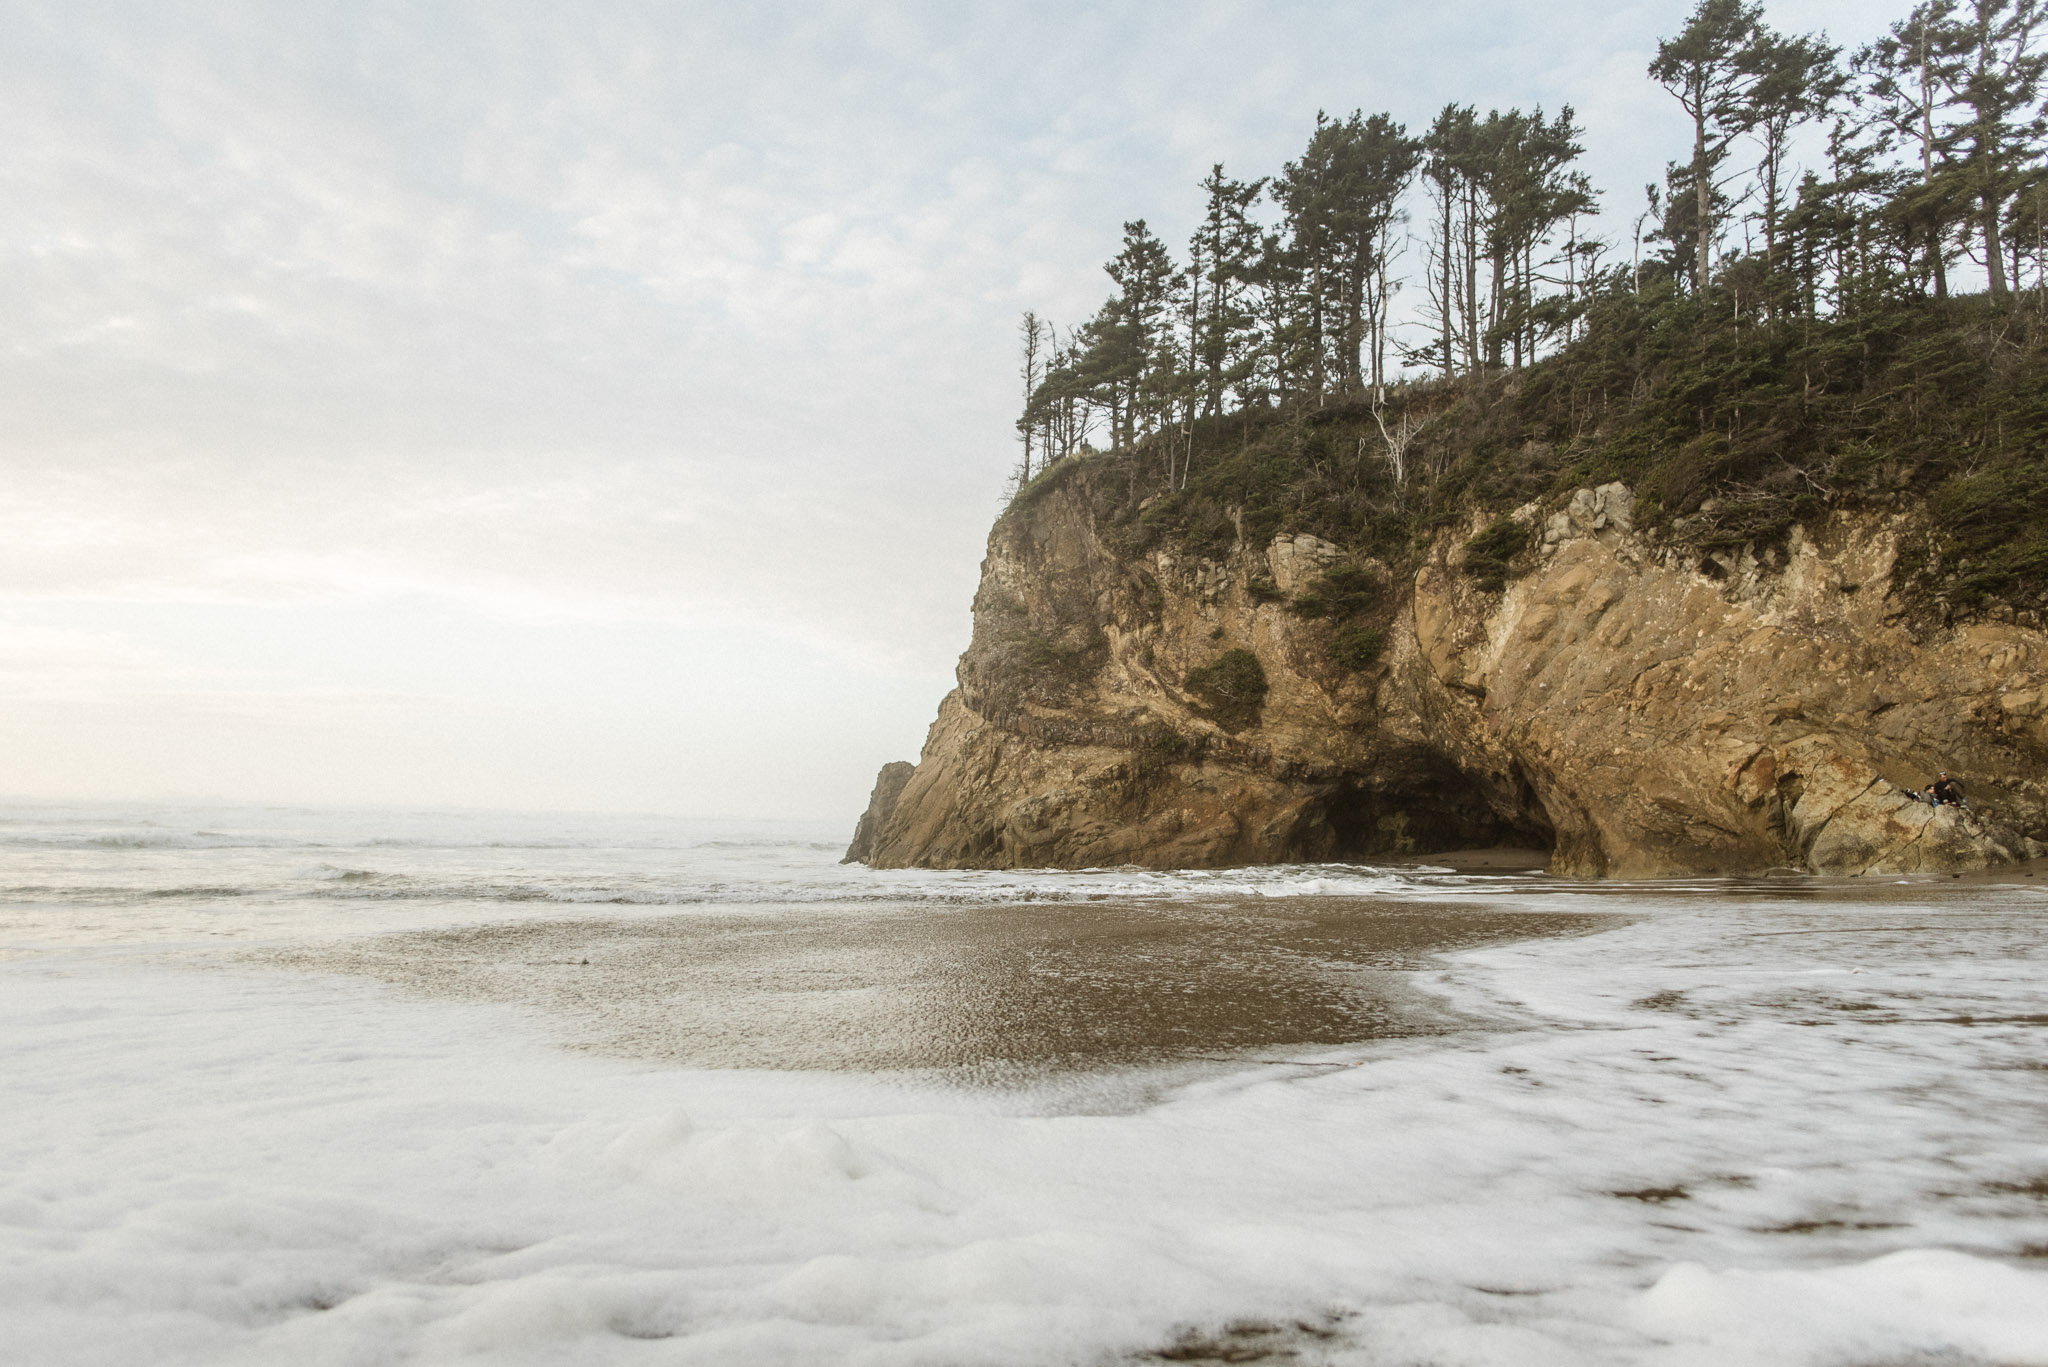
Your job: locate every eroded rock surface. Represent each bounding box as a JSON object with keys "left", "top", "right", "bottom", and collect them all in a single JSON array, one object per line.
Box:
[
  {"left": 861, "top": 475, "right": 2045, "bottom": 876},
  {"left": 842, "top": 761, "right": 916, "bottom": 864}
]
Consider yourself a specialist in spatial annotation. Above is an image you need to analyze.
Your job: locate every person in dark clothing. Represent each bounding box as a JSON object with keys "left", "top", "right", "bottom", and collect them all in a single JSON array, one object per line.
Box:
[{"left": 1929, "top": 771, "right": 1966, "bottom": 806}]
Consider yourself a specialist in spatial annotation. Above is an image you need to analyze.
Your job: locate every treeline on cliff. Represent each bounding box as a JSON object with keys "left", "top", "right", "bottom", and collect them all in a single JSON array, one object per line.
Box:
[{"left": 1010, "top": 0, "right": 2048, "bottom": 622}]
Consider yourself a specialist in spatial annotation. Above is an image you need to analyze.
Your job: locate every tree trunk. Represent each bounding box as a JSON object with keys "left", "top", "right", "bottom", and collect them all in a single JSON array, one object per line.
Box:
[
  {"left": 1462, "top": 185, "right": 1481, "bottom": 372},
  {"left": 1309, "top": 261, "right": 1327, "bottom": 400},
  {"left": 1919, "top": 39, "right": 1949, "bottom": 300},
  {"left": 1438, "top": 183, "right": 1455, "bottom": 376},
  {"left": 1694, "top": 85, "right": 1712, "bottom": 293},
  {"left": 1986, "top": 188, "right": 2012, "bottom": 302},
  {"left": 1342, "top": 241, "right": 1366, "bottom": 394},
  {"left": 1762, "top": 134, "right": 1781, "bottom": 314}
]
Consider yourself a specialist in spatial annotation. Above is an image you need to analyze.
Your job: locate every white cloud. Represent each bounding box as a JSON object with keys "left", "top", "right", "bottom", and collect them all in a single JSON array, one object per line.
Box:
[{"left": 0, "top": 0, "right": 1903, "bottom": 809}]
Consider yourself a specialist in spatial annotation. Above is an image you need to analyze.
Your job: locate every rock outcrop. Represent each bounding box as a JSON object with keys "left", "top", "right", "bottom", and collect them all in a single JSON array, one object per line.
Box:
[
  {"left": 842, "top": 761, "right": 916, "bottom": 864},
  {"left": 858, "top": 469, "right": 2047, "bottom": 876}
]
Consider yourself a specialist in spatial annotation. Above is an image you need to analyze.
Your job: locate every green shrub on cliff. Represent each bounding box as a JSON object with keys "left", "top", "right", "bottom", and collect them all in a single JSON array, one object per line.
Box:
[
  {"left": 1933, "top": 466, "right": 2048, "bottom": 607},
  {"left": 1290, "top": 565, "right": 1380, "bottom": 619},
  {"left": 973, "top": 616, "right": 1108, "bottom": 712},
  {"left": 1330, "top": 624, "right": 1384, "bottom": 670},
  {"left": 1184, "top": 648, "right": 1267, "bottom": 729},
  {"left": 1017, "top": 631, "right": 1087, "bottom": 672},
  {"left": 1461, "top": 516, "right": 1528, "bottom": 593},
  {"left": 1288, "top": 564, "right": 1389, "bottom": 672}
]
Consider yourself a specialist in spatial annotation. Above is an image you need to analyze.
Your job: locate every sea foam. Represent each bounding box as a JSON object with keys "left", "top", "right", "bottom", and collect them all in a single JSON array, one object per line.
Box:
[{"left": 1, "top": 801, "right": 2044, "bottom": 1364}]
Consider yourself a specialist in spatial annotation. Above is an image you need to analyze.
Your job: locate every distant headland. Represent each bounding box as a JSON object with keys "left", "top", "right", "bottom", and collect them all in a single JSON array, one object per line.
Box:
[{"left": 854, "top": 0, "right": 2048, "bottom": 876}]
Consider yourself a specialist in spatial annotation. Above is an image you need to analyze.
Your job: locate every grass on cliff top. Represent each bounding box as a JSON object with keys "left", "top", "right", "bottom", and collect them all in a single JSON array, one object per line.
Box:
[{"left": 1014, "top": 283, "right": 2048, "bottom": 617}]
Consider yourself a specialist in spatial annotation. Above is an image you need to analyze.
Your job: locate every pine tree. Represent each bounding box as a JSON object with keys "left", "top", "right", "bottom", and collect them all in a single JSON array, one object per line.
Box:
[
  {"left": 1941, "top": 0, "right": 2048, "bottom": 299},
  {"left": 1104, "top": 220, "right": 1182, "bottom": 444},
  {"left": 1244, "top": 229, "right": 1309, "bottom": 404},
  {"left": 1015, "top": 311, "right": 1045, "bottom": 484},
  {"left": 1190, "top": 165, "right": 1268, "bottom": 418},
  {"left": 1651, "top": 0, "right": 1768, "bottom": 292},
  {"left": 1743, "top": 30, "right": 1843, "bottom": 302},
  {"left": 1422, "top": 104, "right": 1481, "bottom": 376},
  {"left": 1859, "top": 3, "right": 1968, "bottom": 298},
  {"left": 1422, "top": 106, "right": 1594, "bottom": 372},
  {"left": 1483, "top": 107, "right": 1597, "bottom": 368},
  {"left": 1276, "top": 111, "right": 1421, "bottom": 400}
]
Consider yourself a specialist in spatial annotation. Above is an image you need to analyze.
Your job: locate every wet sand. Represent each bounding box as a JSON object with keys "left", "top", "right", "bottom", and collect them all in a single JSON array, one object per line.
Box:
[
  {"left": 258, "top": 898, "right": 1616, "bottom": 1081},
  {"left": 1402, "top": 845, "right": 2048, "bottom": 881}
]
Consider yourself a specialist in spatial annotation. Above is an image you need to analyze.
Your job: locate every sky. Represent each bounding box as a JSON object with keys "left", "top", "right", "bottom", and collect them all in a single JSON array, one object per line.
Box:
[{"left": 1, "top": 0, "right": 1895, "bottom": 821}]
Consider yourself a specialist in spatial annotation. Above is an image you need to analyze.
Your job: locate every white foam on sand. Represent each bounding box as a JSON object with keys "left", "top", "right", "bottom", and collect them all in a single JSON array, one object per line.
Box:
[{"left": 4, "top": 882, "right": 2047, "bottom": 1366}]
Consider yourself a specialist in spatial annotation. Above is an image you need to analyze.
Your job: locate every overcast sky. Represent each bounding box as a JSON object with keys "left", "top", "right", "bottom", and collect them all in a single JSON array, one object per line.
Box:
[{"left": 2, "top": 0, "right": 1892, "bottom": 820}]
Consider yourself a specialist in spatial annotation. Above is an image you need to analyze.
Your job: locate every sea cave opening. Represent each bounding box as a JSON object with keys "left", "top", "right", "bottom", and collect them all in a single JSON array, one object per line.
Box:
[{"left": 1317, "top": 750, "right": 1554, "bottom": 860}]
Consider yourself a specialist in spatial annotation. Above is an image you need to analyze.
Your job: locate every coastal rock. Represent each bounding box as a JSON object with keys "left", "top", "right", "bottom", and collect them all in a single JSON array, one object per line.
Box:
[
  {"left": 842, "top": 761, "right": 916, "bottom": 864},
  {"left": 1543, "top": 481, "right": 1634, "bottom": 547},
  {"left": 861, "top": 473, "right": 2045, "bottom": 876}
]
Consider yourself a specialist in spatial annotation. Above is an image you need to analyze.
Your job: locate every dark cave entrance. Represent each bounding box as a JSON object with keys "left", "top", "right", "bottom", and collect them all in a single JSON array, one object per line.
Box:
[{"left": 1318, "top": 751, "right": 1554, "bottom": 859}]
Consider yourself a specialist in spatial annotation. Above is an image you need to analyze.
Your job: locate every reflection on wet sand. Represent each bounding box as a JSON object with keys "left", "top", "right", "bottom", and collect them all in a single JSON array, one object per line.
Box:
[{"left": 260, "top": 898, "right": 1614, "bottom": 1080}]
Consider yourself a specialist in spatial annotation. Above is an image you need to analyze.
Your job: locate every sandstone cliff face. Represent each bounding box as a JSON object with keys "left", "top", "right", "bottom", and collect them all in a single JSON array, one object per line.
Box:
[{"left": 863, "top": 470, "right": 2048, "bottom": 876}]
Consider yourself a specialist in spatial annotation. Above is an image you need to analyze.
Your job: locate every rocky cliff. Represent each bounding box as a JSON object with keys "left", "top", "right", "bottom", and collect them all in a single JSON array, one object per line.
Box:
[{"left": 857, "top": 466, "right": 2048, "bottom": 876}]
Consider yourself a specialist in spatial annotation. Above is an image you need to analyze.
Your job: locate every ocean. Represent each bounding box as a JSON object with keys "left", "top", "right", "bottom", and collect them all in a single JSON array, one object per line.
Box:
[{"left": 2, "top": 800, "right": 2044, "bottom": 1365}]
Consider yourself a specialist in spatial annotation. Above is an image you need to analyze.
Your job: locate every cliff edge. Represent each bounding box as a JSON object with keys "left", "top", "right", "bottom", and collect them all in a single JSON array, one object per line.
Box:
[{"left": 856, "top": 468, "right": 2046, "bottom": 877}]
